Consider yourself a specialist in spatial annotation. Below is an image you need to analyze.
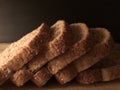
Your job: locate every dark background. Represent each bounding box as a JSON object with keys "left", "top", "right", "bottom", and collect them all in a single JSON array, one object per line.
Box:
[{"left": 0, "top": 0, "right": 120, "bottom": 43}]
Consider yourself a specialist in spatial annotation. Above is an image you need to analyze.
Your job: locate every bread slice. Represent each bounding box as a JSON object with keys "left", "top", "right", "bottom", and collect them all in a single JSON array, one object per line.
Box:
[
  {"left": 76, "top": 44, "right": 120, "bottom": 84},
  {"left": 55, "top": 28, "right": 113, "bottom": 84},
  {"left": 32, "top": 23, "right": 93, "bottom": 87},
  {"left": 0, "top": 23, "right": 50, "bottom": 85},
  {"left": 32, "top": 67, "right": 52, "bottom": 87},
  {"left": 47, "top": 23, "right": 92, "bottom": 75},
  {"left": 11, "top": 20, "right": 72, "bottom": 87},
  {"left": 55, "top": 64, "right": 78, "bottom": 85}
]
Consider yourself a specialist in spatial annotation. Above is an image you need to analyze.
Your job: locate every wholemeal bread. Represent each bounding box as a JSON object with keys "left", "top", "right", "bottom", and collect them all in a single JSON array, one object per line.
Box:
[
  {"left": 45, "top": 20, "right": 72, "bottom": 60},
  {"left": 76, "top": 44, "right": 120, "bottom": 84},
  {"left": 32, "top": 65, "right": 77, "bottom": 87},
  {"left": 55, "top": 64, "right": 78, "bottom": 85},
  {"left": 47, "top": 23, "right": 92, "bottom": 75},
  {"left": 0, "top": 23, "right": 50, "bottom": 85},
  {"left": 32, "top": 67, "right": 52, "bottom": 87},
  {"left": 28, "top": 20, "right": 72, "bottom": 72},
  {"left": 11, "top": 69, "right": 33, "bottom": 86},
  {"left": 55, "top": 28, "right": 113, "bottom": 84},
  {"left": 11, "top": 20, "right": 72, "bottom": 87},
  {"left": 32, "top": 23, "right": 93, "bottom": 87}
]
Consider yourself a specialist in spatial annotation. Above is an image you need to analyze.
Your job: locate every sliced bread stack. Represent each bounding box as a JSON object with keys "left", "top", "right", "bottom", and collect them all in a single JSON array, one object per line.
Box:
[
  {"left": 11, "top": 20, "right": 73, "bottom": 86},
  {"left": 0, "top": 20, "right": 119, "bottom": 87},
  {"left": 77, "top": 44, "right": 120, "bottom": 84},
  {"left": 32, "top": 23, "right": 94, "bottom": 86},
  {"left": 55, "top": 28, "right": 113, "bottom": 84},
  {"left": 0, "top": 23, "right": 51, "bottom": 85}
]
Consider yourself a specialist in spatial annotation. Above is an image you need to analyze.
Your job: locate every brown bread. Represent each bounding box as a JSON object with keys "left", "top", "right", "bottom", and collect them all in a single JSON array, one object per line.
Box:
[
  {"left": 0, "top": 23, "right": 50, "bottom": 85},
  {"left": 32, "top": 67, "right": 52, "bottom": 87},
  {"left": 77, "top": 44, "right": 120, "bottom": 84},
  {"left": 47, "top": 23, "right": 91, "bottom": 75},
  {"left": 55, "top": 28, "right": 113, "bottom": 84},
  {"left": 11, "top": 20, "right": 72, "bottom": 87},
  {"left": 32, "top": 23, "right": 92, "bottom": 87}
]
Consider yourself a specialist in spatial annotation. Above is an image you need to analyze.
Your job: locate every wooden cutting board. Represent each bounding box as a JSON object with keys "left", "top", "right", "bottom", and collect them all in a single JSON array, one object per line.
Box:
[{"left": 0, "top": 43, "right": 120, "bottom": 90}]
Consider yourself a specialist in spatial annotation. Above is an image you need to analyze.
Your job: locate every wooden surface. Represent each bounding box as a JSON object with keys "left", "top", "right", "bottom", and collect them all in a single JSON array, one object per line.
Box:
[
  {"left": 0, "top": 43, "right": 120, "bottom": 90},
  {"left": 0, "top": 80, "right": 120, "bottom": 90}
]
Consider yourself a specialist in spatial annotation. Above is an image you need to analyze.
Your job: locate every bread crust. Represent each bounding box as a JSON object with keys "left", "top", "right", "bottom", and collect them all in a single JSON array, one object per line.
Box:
[
  {"left": 55, "top": 64, "right": 77, "bottom": 84},
  {"left": 28, "top": 20, "right": 72, "bottom": 72},
  {"left": 0, "top": 21, "right": 116, "bottom": 86},
  {"left": 0, "top": 23, "right": 50, "bottom": 85},
  {"left": 11, "top": 69, "right": 33, "bottom": 86},
  {"left": 32, "top": 23, "right": 91, "bottom": 87},
  {"left": 77, "top": 44, "right": 120, "bottom": 84},
  {"left": 77, "top": 69, "right": 102, "bottom": 84},
  {"left": 47, "top": 23, "right": 91, "bottom": 75},
  {"left": 31, "top": 67, "right": 52, "bottom": 87},
  {"left": 55, "top": 28, "right": 113, "bottom": 84},
  {"left": 11, "top": 20, "right": 72, "bottom": 87}
]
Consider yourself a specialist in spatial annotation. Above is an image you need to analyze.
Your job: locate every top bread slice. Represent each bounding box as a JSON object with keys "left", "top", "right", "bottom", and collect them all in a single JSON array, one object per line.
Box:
[
  {"left": 47, "top": 23, "right": 92, "bottom": 75},
  {"left": 11, "top": 20, "right": 72, "bottom": 87},
  {"left": 31, "top": 23, "right": 93, "bottom": 87},
  {"left": 55, "top": 28, "right": 113, "bottom": 84},
  {"left": 0, "top": 23, "right": 50, "bottom": 85},
  {"left": 76, "top": 44, "right": 120, "bottom": 84}
]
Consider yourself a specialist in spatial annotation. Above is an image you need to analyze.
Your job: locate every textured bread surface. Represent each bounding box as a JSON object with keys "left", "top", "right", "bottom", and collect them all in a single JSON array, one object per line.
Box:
[
  {"left": 47, "top": 23, "right": 91, "bottom": 75},
  {"left": 28, "top": 20, "right": 72, "bottom": 72},
  {"left": 55, "top": 28, "right": 113, "bottom": 84},
  {"left": 0, "top": 23, "right": 50, "bottom": 85},
  {"left": 45, "top": 20, "right": 72, "bottom": 60},
  {"left": 30, "top": 20, "right": 73, "bottom": 87},
  {"left": 0, "top": 20, "right": 117, "bottom": 87},
  {"left": 77, "top": 44, "right": 120, "bottom": 84},
  {"left": 32, "top": 23, "right": 91, "bottom": 87},
  {"left": 11, "top": 20, "right": 72, "bottom": 87},
  {"left": 55, "top": 64, "right": 77, "bottom": 84},
  {"left": 32, "top": 67, "right": 52, "bottom": 87},
  {"left": 11, "top": 69, "right": 33, "bottom": 86}
]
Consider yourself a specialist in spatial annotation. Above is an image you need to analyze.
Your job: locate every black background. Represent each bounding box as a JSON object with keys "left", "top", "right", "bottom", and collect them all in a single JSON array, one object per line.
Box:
[{"left": 0, "top": 0, "right": 120, "bottom": 43}]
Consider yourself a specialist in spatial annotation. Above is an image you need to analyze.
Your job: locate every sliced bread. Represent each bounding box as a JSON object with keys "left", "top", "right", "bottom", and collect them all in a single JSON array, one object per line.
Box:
[
  {"left": 47, "top": 23, "right": 92, "bottom": 75},
  {"left": 55, "top": 28, "right": 113, "bottom": 84},
  {"left": 32, "top": 23, "right": 93, "bottom": 87},
  {"left": 28, "top": 20, "right": 72, "bottom": 72},
  {"left": 76, "top": 44, "right": 120, "bottom": 84},
  {"left": 0, "top": 23, "right": 50, "bottom": 85},
  {"left": 11, "top": 20, "right": 72, "bottom": 87},
  {"left": 32, "top": 67, "right": 52, "bottom": 87}
]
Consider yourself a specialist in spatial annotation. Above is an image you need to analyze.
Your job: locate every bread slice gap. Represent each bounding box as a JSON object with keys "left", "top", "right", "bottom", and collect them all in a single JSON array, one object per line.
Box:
[
  {"left": 0, "top": 23, "right": 50, "bottom": 85},
  {"left": 55, "top": 28, "right": 113, "bottom": 84},
  {"left": 32, "top": 23, "right": 93, "bottom": 87},
  {"left": 11, "top": 20, "right": 72, "bottom": 87},
  {"left": 76, "top": 44, "right": 120, "bottom": 84}
]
